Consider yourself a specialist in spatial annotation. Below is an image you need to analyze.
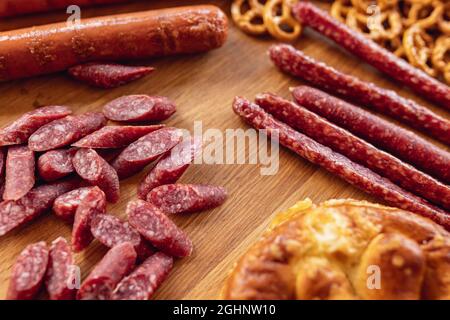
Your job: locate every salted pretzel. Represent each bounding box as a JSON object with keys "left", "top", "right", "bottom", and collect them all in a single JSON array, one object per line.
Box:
[
  {"left": 263, "top": 0, "right": 302, "bottom": 41},
  {"left": 432, "top": 36, "right": 450, "bottom": 84},
  {"left": 223, "top": 199, "right": 450, "bottom": 300},
  {"left": 346, "top": 8, "right": 402, "bottom": 41},
  {"left": 403, "top": 24, "right": 436, "bottom": 77},
  {"left": 231, "top": 0, "right": 267, "bottom": 35}
]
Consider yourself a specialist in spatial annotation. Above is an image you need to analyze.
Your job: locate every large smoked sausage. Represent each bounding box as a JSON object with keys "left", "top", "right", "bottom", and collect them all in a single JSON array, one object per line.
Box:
[
  {"left": 292, "top": 2, "right": 450, "bottom": 109},
  {"left": 0, "top": 6, "right": 228, "bottom": 81},
  {"left": 0, "top": 0, "right": 135, "bottom": 18}
]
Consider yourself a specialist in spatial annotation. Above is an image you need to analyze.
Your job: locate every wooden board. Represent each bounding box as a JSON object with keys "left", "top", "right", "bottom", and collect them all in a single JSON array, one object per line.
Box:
[{"left": 0, "top": 0, "right": 448, "bottom": 300}]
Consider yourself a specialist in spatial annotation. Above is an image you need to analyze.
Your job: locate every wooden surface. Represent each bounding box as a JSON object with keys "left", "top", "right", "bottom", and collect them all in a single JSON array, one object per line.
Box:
[{"left": 0, "top": 0, "right": 448, "bottom": 300}]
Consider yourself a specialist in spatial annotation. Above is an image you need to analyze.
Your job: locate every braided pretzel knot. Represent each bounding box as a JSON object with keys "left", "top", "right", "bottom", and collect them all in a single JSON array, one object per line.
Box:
[
  {"left": 231, "top": 0, "right": 267, "bottom": 35},
  {"left": 263, "top": 0, "right": 302, "bottom": 41},
  {"left": 223, "top": 199, "right": 450, "bottom": 300}
]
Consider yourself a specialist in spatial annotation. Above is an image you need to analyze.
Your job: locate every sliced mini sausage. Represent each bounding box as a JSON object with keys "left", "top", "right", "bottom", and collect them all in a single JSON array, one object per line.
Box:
[
  {"left": 68, "top": 63, "right": 155, "bottom": 89},
  {"left": 112, "top": 252, "right": 173, "bottom": 300},
  {"left": 28, "top": 112, "right": 106, "bottom": 152},
  {"left": 127, "top": 200, "right": 193, "bottom": 258},
  {"left": 77, "top": 242, "right": 137, "bottom": 300},
  {"left": 138, "top": 137, "right": 202, "bottom": 199},
  {"left": 7, "top": 241, "right": 49, "bottom": 300},
  {"left": 3, "top": 145, "right": 35, "bottom": 201},
  {"left": 0, "top": 106, "right": 72, "bottom": 147},
  {"left": 45, "top": 237, "right": 76, "bottom": 300},
  {"left": 72, "top": 148, "right": 120, "bottom": 203},
  {"left": 146, "top": 184, "right": 227, "bottom": 215},
  {"left": 38, "top": 148, "right": 76, "bottom": 182},
  {"left": 91, "top": 214, "right": 154, "bottom": 261},
  {"left": 0, "top": 177, "right": 81, "bottom": 236},
  {"left": 103, "top": 95, "right": 176, "bottom": 123},
  {"left": 72, "top": 125, "right": 164, "bottom": 149},
  {"left": 111, "top": 127, "right": 183, "bottom": 179},
  {"left": 72, "top": 186, "right": 106, "bottom": 252},
  {"left": 53, "top": 187, "right": 96, "bottom": 223}
]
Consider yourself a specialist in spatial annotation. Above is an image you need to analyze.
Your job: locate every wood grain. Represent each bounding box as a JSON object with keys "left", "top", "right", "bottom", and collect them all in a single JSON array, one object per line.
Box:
[{"left": 0, "top": 0, "right": 448, "bottom": 300}]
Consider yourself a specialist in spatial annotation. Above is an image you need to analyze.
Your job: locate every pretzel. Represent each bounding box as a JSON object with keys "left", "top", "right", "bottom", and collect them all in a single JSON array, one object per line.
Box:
[
  {"left": 331, "top": 0, "right": 448, "bottom": 83},
  {"left": 403, "top": 24, "right": 436, "bottom": 77},
  {"left": 432, "top": 35, "right": 449, "bottom": 83},
  {"left": 402, "top": 0, "right": 443, "bottom": 28},
  {"left": 331, "top": 0, "right": 353, "bottom": 22},
  {"left": 346, "top": 8, "right": 402, "bottom": 41},
  {"left": 224, "top": 199, "right": 450, "bottom": 300},
  {"left": 231, "top": 0, "right": 267, "bottom": 35},
  {"left": 263, "top": 0, "right": 302, "bottom": 41}
]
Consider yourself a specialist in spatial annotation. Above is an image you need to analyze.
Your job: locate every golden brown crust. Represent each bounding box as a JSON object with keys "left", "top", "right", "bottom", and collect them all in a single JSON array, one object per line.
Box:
[{"left": 223, "top": 199, "right": 450, "bottom": 300}]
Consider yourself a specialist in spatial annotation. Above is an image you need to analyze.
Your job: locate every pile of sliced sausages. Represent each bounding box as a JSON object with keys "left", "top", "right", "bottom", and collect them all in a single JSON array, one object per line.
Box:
[
  {"left": 1, "top": 95, "right": 227, "bottom": 300},
  {"left": 234, "top": 3, "right": 450, "bottom": 230}
]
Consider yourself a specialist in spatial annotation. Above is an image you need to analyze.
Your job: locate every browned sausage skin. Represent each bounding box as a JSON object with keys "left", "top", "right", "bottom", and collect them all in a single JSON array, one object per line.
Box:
[
  {"left": 0, "top": 0, "right": 135, "bottom": 18},
  {"left": 0, "top": 5, "right": 228, "bottom": 81}
]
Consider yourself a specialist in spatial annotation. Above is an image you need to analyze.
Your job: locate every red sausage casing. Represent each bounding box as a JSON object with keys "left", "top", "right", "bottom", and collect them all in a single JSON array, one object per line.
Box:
[{"left": 0, "top": 5, "right": 228, "bottom": 81}]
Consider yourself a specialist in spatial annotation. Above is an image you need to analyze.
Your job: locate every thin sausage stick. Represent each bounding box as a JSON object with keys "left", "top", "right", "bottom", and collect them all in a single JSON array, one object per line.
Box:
[
  {"left": 291, "top": 86, "right": 450, "bottom": 184},
  {"left": 233, "top": 96, "right": 450, "bottom": 230},
  {"left": 256, "top": 93, "right": 450, "bottom": 210},
  {"left": 292, "top": 2, "right": 450, "bottom": 109},
  {"left": 269, "top": 44, "right": 450, "bottom": 145}
]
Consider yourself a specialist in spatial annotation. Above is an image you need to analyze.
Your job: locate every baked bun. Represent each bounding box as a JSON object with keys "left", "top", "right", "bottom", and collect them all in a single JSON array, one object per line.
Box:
[{"left": 223, "top": 199, "right": 450, "bottom": 300}]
